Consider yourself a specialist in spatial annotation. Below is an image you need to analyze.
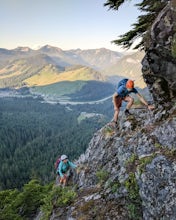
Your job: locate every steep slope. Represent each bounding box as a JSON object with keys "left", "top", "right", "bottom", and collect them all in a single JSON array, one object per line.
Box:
[{"left": 49, "top": 105, "right": 176, "bottom": 220}]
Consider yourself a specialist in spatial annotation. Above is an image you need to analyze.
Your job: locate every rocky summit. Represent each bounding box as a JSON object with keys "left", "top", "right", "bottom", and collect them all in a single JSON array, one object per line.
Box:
[{"left": 48, "top": 1, "right": 176, "bottom": 219}]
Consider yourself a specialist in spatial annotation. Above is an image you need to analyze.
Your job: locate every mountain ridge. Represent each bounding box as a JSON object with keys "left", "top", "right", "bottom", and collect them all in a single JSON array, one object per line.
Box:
[
  {"left": 0, "top": 45, "right": 147, "bottom": 100},
  {"left": 0, "top": 45, "right": 145, "bottom": 87}
]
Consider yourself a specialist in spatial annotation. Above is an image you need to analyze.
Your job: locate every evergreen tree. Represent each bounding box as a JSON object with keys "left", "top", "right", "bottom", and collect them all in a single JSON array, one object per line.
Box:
[
  {"left": 0, "top": 97, "right": 110, "bottom": 190},
  {"left": 104, "top": 0, "right": 168, "bottom": 49}
]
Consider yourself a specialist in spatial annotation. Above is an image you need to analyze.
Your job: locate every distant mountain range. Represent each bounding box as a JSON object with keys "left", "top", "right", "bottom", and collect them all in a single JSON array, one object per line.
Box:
[
  {"left": 0, "top": 45, "right": 122, "bottom": 70},
  {"left": 0, "top": 45, "right": 146, "bottom": 100}
]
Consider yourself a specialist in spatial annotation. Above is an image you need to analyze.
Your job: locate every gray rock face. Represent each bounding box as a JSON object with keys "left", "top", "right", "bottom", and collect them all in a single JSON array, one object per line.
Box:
[
  {"left": 139, "top": 156, "right": 176, "bottom": 220},
  {"left": 72, "top": 106, "right": 176, "bottom": 220},
  {"left": 50, "top": 106, "right": 176, "bottom": 219},
  {"left": 142, "top": 1, "right": 176, "bottom": 106}
]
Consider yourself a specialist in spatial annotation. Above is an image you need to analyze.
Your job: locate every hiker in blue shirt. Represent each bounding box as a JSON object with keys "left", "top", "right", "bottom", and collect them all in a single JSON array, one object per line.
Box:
[
  {"left": 112, "top": 78, "right": 154, "bottom": 127},
  {"left": 57, "top": 154, "right": 77, "bottom": 187}
]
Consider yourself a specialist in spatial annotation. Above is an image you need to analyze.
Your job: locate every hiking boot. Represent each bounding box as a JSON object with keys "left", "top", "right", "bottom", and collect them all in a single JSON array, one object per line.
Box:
[
  {"left": 110, "top": 121, "right": 119, "bottom": 129},
  {"left": 124, "top": 109, "right": 132, "bottom": 116}
]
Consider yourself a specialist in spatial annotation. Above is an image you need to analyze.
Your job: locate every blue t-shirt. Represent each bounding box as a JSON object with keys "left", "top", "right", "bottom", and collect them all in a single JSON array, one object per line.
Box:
[
  {"left": 57, "top": 160, "right": 77, "bottom": 177},
  {"left": 117, "top": 85, "right": 138, "bottom": 98}
]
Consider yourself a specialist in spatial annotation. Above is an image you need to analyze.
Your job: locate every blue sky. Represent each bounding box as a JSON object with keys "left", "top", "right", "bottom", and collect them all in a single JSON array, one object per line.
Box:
[{"left": 0, "top": 0, "right": 141, "bottom": 51}]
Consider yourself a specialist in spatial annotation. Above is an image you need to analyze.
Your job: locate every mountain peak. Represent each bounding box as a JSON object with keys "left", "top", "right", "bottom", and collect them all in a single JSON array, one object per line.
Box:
[
  {"left": 14, "top": 47, "right": 32, "bottom": 52},
  {"left": 39, "top": 45, "right": 63, "bottom": 53}
]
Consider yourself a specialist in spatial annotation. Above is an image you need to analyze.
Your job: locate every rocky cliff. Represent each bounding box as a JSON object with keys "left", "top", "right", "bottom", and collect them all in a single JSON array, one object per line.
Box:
[
  {"left": 49, "top": 104, "right": 175, "bottom": 220},
  {"left": 142, "top": 0, "right": 176, "bottom": 107},
  {"left": 49, "top": 1, "right": 176, "bottom": 219}
]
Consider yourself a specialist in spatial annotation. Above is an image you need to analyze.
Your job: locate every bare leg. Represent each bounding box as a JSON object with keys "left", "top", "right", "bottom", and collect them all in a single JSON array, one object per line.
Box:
[
  {"left": 60, "top": 175, "right": 67, "bottom": 187},
  {"left": 113, "top": 109, "right": 120, "bottom": 122},
  {"left": 62, "top": 178, "right": 67, "bottom": 187},
  {"left": 123, "top": 96, "right": 134, "bottom": 110},
  {"left": 112, "top": 94, "right": 121, "bottom": 123}
]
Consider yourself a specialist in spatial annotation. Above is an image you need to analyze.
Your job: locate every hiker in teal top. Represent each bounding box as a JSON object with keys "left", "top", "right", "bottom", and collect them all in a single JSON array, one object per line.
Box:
[
  {"left": 57, "top": 154, "right": 77, "bottom": 186},
  {"left": 112, "top": 78, "right": 154, "bottom": 127}
]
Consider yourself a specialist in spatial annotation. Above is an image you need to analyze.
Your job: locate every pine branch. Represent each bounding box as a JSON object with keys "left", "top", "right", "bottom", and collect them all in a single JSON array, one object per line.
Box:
[{"left": 104, "top": 0, "right": 167, "bottom": 49}]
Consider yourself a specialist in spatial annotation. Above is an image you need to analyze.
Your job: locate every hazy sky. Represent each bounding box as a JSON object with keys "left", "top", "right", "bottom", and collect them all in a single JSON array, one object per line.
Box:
[{"left": 0, "top": 0, "right": 141, "bottom": 51}]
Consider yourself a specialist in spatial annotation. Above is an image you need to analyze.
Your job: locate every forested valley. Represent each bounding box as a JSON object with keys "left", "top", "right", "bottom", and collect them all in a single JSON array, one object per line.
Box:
[{"left": 0, "top": 96, "right": 113, "bottom": 190}]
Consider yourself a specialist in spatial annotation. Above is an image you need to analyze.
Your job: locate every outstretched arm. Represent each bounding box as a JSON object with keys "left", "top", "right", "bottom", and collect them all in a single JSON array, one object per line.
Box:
[
  {"left": 136, "top": 93, "right": 155, "bottom": 110},
  {"left": 68, "top": 161, "right": 77, "bottom": 169}
]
